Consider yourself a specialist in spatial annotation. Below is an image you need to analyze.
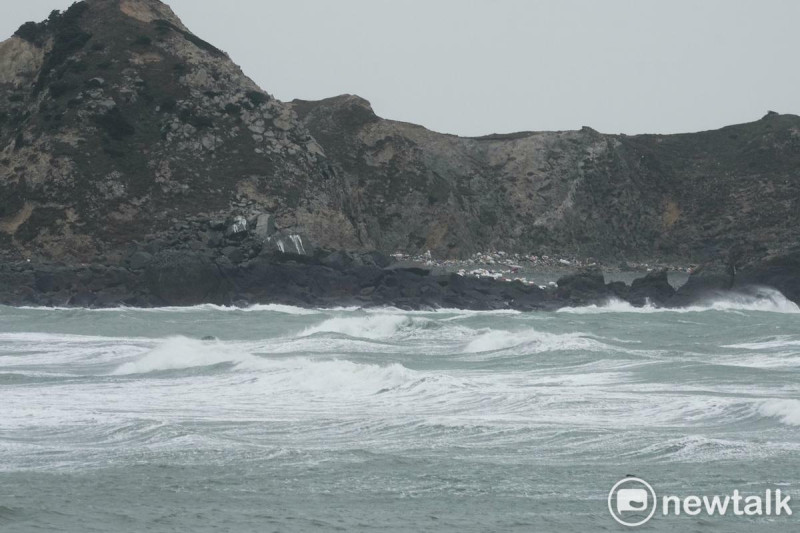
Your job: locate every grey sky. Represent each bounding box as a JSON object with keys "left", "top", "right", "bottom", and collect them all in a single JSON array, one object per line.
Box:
[{"left": 3, "top": 0, "right": 799, "bottom": 136}]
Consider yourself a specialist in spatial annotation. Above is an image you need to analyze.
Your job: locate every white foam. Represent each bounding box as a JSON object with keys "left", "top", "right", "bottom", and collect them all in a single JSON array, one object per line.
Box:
[
  {"left": 463, "top": 328, "right": 601, "bottom": 353},
  {"left": 362, "top": 306, "right": 522, "bottom": 316},
  {"left": 242, "top": 304, "right": 322, "bottom": 314},
  {"left": 8, "top": 303, "right": 324, "bottom": 315},
  {"left": 758, "top": 399, "right": 800, "bottom": 426},
  {"left": 300, "top": 314, "right": 432, "bottom": 340},
  {"left": 111, "top": 337, "right": 248, "bottom": 374},
  {"left": 697, "top": 288, "right": 800, "bottom": 313},
  {"left": 253, "top": 357, "right": 418, "bottom": 395},
  {"left": 557, "top": 298, "right": 645, "bottom": 314},
  {"left": 724, "top": 336, "right": 800, "bottom": 351},
  {"left": 0, "top": 332, "right": 148, "bottom": 370},
  {"left": 109, "top": 336, "right": 422, "bottom": 397},
  {"left": 558, "top": 288, "right": 800, "bottom": 314}
]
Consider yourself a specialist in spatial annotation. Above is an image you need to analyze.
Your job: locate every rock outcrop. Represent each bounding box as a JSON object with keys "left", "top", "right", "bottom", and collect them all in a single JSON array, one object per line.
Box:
[
  {"left": 1, "top": 252, "right": 793, "bottom": 311},
  {"left": 1, "top": 0, "right": 800, "bottom": 310},
  {"left": 0, "top": 0, "right": 354, "bottom": 265},
  {"left": 293, "top": 96, "right": 800, "bottom": 262}
]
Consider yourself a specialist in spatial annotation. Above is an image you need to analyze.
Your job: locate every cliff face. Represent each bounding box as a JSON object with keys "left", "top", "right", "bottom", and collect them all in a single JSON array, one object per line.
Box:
[
  {"left": 0, "top": 0, "right": 356, "bottom": 264},
  {"left": 1, "top": 0, "right": 799, "bottom": 266},
  {"left": 293, "top": 97, "right": 800, "bottom": 262}
]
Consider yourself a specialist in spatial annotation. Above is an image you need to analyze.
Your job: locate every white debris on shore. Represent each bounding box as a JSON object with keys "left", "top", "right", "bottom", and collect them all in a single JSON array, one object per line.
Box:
[{"left": 391, "top": 250, "right": 693, "bottom": 286}]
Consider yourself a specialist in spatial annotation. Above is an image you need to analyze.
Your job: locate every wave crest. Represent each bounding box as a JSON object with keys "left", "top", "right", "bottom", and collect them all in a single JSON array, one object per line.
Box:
[
  {"left": 758, "top": 399, "right": 800, "bottom": 426},
  {"left": 111, "top": 337, "right": 246, "bottom": 374},
  {"left": 300, "top": 314, "right": 437, "bottom": 340},
  {"left": 463, "top": 329, "right": 601, "bottom": 354},
  {"left": 110, "top": 337, "right": 421, "bottom": 397},
  {"left": 558, "top": 288, "right": 799, "bottom": 314}
]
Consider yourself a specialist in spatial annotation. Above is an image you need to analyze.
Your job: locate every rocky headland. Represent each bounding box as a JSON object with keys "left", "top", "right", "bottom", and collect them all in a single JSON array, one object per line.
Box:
[{"left": 1, "top": 0, "right": 799, "bottom": 310}]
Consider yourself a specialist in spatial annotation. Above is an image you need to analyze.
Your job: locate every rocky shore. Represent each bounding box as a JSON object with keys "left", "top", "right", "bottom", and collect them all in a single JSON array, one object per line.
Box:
[
  {"left": 1, "top": 232, "right": 798, "bottom": 311},
  {"left": 2, "top": 0, "right": 800, "bottom": 311}
]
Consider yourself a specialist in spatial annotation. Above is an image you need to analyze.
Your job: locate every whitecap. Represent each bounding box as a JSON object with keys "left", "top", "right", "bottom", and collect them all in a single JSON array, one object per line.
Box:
[
  {"left": 110, "top": 336, "right": 248, "bottom": 374},
  {"left": 299, "top": 314, "right": 434, "bottom": 340},
  {"left": 8, "top": 303, "right": 325, "bottom": 315},
  {"left": 463, "top": 328, "right": 601, "bottom": 354},
  {"left": 110, "top": 336, "right": 422, "bottom": 398},
  {"left": 557, "top": 288, "right": 799, "bottom": 314},
  {"left": 758, "top": 399, "right": 800, "bottom": 426},
  {"left": 724, "top": 336, "right": 800, "bottom": 351}
]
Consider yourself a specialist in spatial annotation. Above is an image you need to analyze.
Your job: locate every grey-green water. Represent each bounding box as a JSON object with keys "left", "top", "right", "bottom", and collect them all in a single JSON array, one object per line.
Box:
[{"left": 1, "top": 291, "right": 799, "bottom": 532}]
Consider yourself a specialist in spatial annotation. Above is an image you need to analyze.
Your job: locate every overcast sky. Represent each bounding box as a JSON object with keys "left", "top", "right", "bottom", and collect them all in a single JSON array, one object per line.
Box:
[{"left": 3, "top": 0, "right": 799, "bottom": 136}]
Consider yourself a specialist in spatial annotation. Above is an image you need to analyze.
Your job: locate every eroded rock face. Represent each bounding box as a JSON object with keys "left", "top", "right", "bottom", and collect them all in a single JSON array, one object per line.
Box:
[
  {"left": 0, "top": 36, "right": 44, "bottom": 86},
  {"left": 671, "top": 262, "right": 736, "bottom": 306},
  {"left": 0, "top": 0, "right": 355, "bottom": 264},
  {"left": 1, "top": 0, "right": 800, "bottom": 276},
  {"left": 292, "top": 96, "right": 800, "bottom": 262},
  {"left": 735, "top": 251, "right": 800, "bottom": 304},
  {"left": 1, "top": 248, "right": 798, "bottom": 310},
  {"left": 627, "top": 270, "right": 676, "bottom": 306}
]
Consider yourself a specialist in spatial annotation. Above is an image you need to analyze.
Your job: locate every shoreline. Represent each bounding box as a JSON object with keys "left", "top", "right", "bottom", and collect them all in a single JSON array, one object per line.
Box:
[{"left": 0, "top": 248, "right": 796, "bottom": 311}]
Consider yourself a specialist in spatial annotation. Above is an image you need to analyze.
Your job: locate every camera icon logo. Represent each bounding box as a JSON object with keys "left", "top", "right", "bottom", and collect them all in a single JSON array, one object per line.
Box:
[{"left": 608, "top": 477, "right": 657, "bottom": 527}]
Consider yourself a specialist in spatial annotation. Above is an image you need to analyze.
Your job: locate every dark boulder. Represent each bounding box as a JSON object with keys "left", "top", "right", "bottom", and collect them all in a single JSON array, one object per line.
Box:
[
  {"left": 670, "top": 261, "right": 734, "bottom": 307},
  {"left": 555, "top": 267, "right": 609, "bottom": 303},
  {"left": 628, "top": 270, "right": 676, "bottom": 306},
  {"left": 735, "top": 251, "right": 800, "bottom": 304},
  {"left": 252, "top": 213, "right": 277, "bottom": 241},
  {"left": 607, "top": 281, "right": 629, "bottom": 301}
]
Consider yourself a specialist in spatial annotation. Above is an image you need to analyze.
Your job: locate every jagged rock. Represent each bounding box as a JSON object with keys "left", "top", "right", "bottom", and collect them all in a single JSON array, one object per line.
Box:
[
  {"left": 555, "top": 267, "right": 608, "bottom": 303},
  {"left": 224, "top": 216, "right": 248, "bottom": 239},
  {"left": 253, "top": 213, "right": 276, "bottom": 241},
  {"left": 292, "top": 95, "right": 800, "bottom": 259},
  {"left": 670, "top": 262, "right": 735, "bottom": 306},
  {"left": 2, "top": 0, "right": 800, "bottom": 311},
  {"left": 261, "top": 231, "right": 310, "bottom": 256},
  {"left": 0, "top": 250, "right": 798, "bottom": 310},
  {"left": 735, "top": 250, "right": 800, "bottom": 304},
  {"left": 627, "top": 270, "right": 675, "bottom": 306}
]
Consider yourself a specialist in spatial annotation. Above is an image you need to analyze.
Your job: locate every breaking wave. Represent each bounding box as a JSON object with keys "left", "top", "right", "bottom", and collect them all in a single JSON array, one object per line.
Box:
[
  {"left": 11, "top": 303, "right": 339, "bottom": 315},
  {"left": 723, "top": 336, "right": 800, "bottom": 351},
  {"left": 110, "top": 336, "right": 420, "bottom": 392},
  {"left": 111, "top": 337, "right": 250, "bottom": 374},
  {"left": 463, "top": 329, "right": 602, "bottom": 353},
  {"left": 758, "top": 399, "right": 800, "bottom": 426},
  {"left": 109, "top": 336, "right": 431, "bottom": 397},
  {"left": 558, "top": 288, "right": 799, "bottom": 314},
  {"left": 300, "top": 314, "right": 439, "bottom": 340}
]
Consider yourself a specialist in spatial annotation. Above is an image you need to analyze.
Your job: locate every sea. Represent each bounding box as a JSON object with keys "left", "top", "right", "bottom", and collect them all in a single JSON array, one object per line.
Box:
[{"left": 1, "top": 287, "right": 800, "bottom": 531}]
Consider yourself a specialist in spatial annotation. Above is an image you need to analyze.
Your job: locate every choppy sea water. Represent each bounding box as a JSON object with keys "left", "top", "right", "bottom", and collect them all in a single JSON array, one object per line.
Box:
[{"left": 1, "top": 290, "right": 800, "bottom": 532}]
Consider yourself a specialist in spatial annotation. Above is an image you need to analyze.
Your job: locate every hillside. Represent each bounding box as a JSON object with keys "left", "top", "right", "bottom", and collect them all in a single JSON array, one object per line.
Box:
[
  {"left": 1, "top": 0, "right": 799, "bottom": 268},
  {"left": 293, "top": 97, "right": 800, "bottom": 262}
]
